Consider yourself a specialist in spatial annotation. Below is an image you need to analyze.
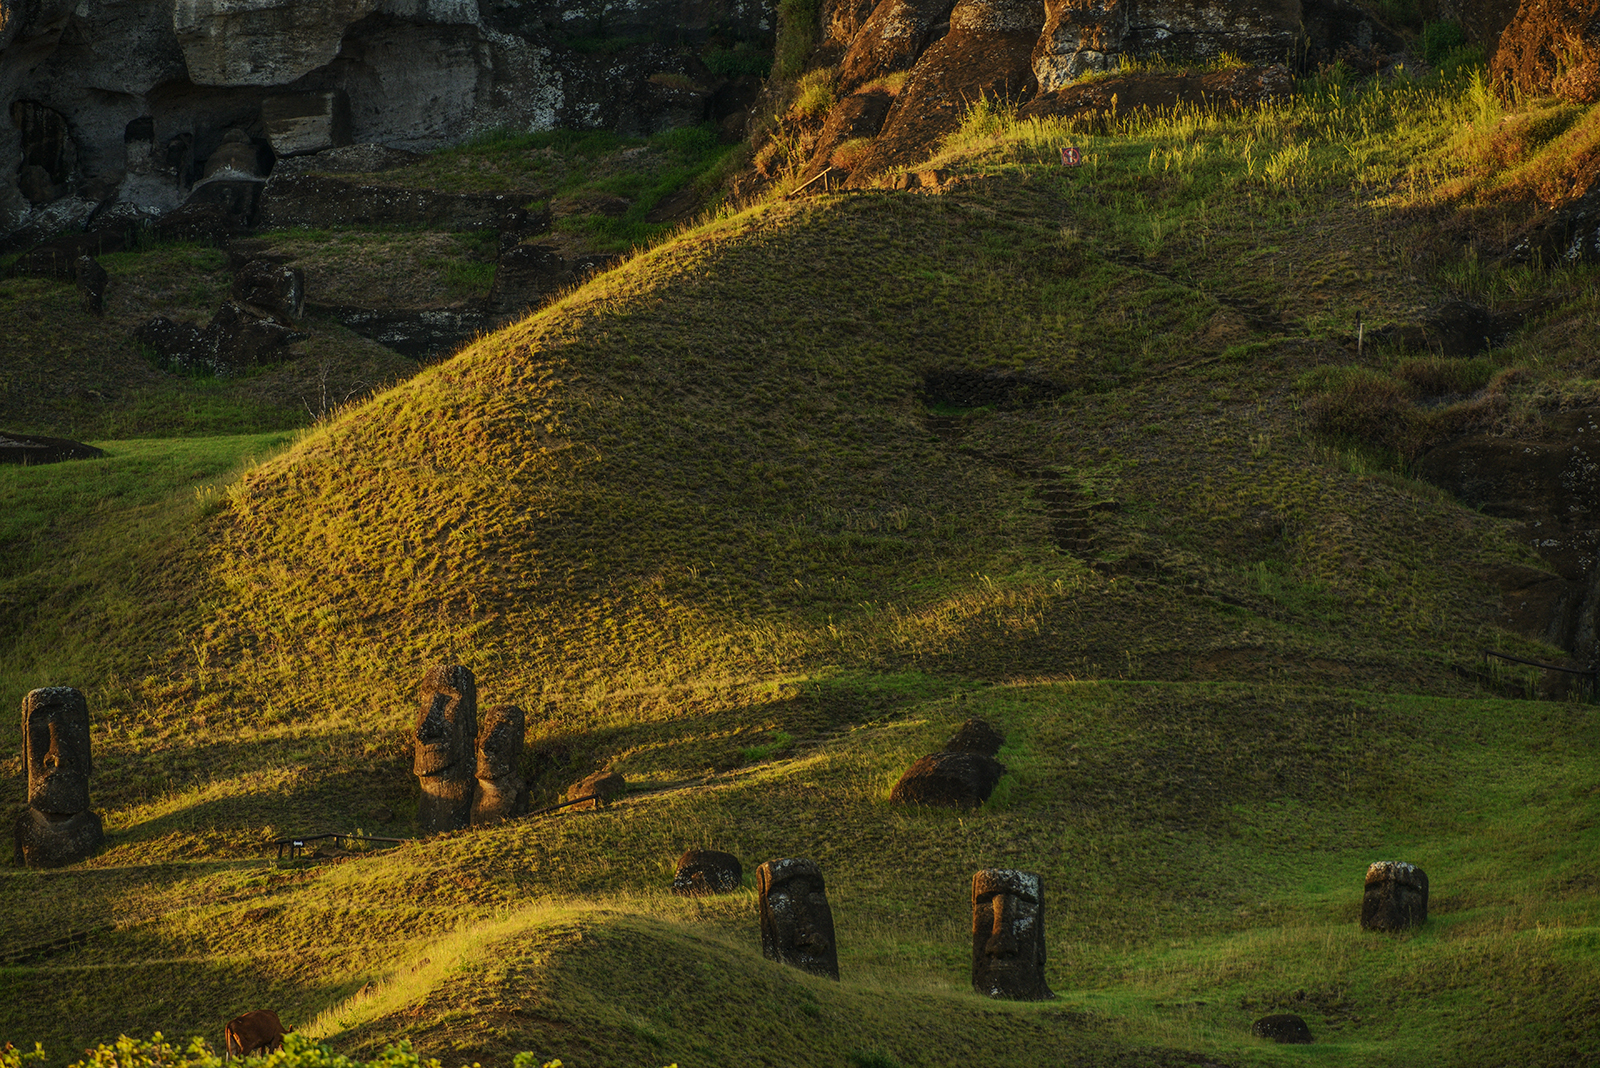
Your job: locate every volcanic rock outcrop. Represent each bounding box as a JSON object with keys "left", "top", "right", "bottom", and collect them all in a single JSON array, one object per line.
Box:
[
  {"left": 1491, "top": 0, "right": 1600, "bottom": 103},
  {"left": 0, "top": 0, "right": 775, "bottom": 239},
  {"left": 802, "top": 0, "right": 1401, "bottom": 182}
]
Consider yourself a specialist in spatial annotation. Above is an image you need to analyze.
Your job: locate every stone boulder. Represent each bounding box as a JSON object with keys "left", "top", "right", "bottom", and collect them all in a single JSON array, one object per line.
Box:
[
  {"left": 0, "top": 432, "right": 105, "bottom": 465},
  {"left": 1492, "top": 0, "right": 1600, "bottom": 103},
  {"left": 1252, "top": 1013, "right": 1313, "bottom": 1043},
  {"left": 309, "top": 304, "right": 496, "bottom": 361},
  {"left": 802, "top": 88, "right": 897, "bottom": 182},
  {"left": 672, "top": 848, "right": 744, "bottom": 894},
  {"left": 135, "top": 301, "right": 303, "bottom": 374},
  {"left": 890, "top": 750, "right": 1006, "bottom": 808},
  {"left": 847, "top": 0, "right": 1045, "bottom": 184},
  {"left": 1361, "top": 860, "right": 1429, "bottom": 932},
  {"left": 838, "top": 0, "right": 958, "bottom": 94},
  {"left": 1509, "top": 177, "right": 1600, "bottom": 266},
  {"left": 566, "top": 769, "right": 627, "bottom": 810},
  {"left": 233, "top": 259, "right": 306, "bottom": 320},
  {"left": 7, "top": 231, "right": 128, "bottom": 281},
  {"left": 943, "top": 716, "right": 1005, "bottom": 756}
]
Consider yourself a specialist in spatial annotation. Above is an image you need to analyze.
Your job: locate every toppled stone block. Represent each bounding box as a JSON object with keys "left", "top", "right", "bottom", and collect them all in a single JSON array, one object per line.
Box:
[
  {"left": 889, "top": 751, "right": 1005, "bottom": 808},
  {"left": 1252, "top": 1013, "right": 1313, "bottom": 1044},
  {"left": 263, "top": 90, "right": 352, "bottom": 157},
  {"left": 1361, "top": 861, "right": 1429, "bottom": 932},
  {"left": 135, "top": 301, "right": 303, "bottom": 375},
  {"left": 566, "top": 770, "right": 627, "bottom": 810},
  {"left": 943, "top": 717, "right": 1004, "bottom": 756},
  {"left": 673, "top": 848, "right": 743, "bottom": 895},
  {"left": 233, "top": 259, "right": 306, "bottom": 320}
]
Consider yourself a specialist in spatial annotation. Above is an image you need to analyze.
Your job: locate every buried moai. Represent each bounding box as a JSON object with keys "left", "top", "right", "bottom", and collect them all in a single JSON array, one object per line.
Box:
[
  {"left": 971, "top": 869, "right": 1053, "bottom": 1001},
  {"left": 14, "top": 687, "right": 104, "bottom": 868},
  {"left": 413, "top": 665, "right": 478, "bottom": 833},
  {"left": 471, "top": 704, "right": 529, "bottom": 825},
  {"left": 1361, "top": 861, "right": 1429, "bottom": 932},
  {"left": 757, "top": 857, "right": 840, "bottom": 980},
  {"left": 673, "top": 848, "right": 743, "bottom": 895}
]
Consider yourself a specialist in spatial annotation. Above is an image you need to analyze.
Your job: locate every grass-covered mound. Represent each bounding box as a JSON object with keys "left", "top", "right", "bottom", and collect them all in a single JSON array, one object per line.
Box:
[{"left": 3, "top": 63, "right": 1600, "bottom": 1068}]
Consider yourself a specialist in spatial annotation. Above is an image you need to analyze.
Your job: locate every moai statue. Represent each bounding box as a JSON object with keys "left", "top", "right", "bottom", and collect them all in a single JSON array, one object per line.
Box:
[
  {"left": 14, "top": 687, "right": 104, "bottom": 868},
  {"left": 672, "top": 848, "right": 743, "bottom": 895},
  {"left": 471, "top": 704, "right": 528, "bottom": 825},
  {"left": 413, "top": 665, "right": 477, "bottom": 834},
  {"left": 757, "top": 858, "right": 839, "bottom": 980},
  {"left": 1361, "top": 861, "right": 1429, "bottom": 932},
  {"left": 971, "top": 869, "right": 1052, "bottom": 1000}
]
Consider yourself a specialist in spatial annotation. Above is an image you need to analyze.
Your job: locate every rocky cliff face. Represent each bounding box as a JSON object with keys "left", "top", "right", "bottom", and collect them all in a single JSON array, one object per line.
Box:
[
  {"left": 0, "top": 0, "right": 772, "bottom": 239},
  {"left": 784, "top": 0, "right": 1401, "bottom": 183}
]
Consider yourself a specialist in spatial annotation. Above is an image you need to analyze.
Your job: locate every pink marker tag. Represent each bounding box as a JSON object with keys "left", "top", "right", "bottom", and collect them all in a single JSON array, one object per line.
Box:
[{"left": 1060, "top": 145, "right": 1082, "bottom": 166}]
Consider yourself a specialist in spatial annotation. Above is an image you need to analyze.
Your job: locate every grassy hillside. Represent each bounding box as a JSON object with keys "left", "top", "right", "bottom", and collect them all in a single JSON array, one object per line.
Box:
[{"left": 2, "top": 64, "right": 1599, "bottom": 1067}]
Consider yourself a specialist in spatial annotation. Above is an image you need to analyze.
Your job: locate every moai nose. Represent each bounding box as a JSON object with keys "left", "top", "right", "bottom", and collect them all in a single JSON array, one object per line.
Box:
[{"left": 985, "top": 894, "right": 1018, "bottom": 958}]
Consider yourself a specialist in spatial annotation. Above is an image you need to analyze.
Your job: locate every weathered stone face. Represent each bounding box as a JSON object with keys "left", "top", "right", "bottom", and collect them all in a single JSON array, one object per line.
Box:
[
  {"left": 24, "top": 687, "right": 93, "bottom": 815},
  {"left": 972, "top": 868, "right": 1052, "bottom": 1000},
  {"left": 1361, "top": 861, "right": 1428, "bottom": 932},
  {"left": 758, "top": 857, "right": 840, "bottom": 979},
  {"left": 673, "top": 848, "right": 743, "bottom": 895},
  {"left": 414, "top": 664, "right": 477, "bottom": 833},
  {"left": 16, "top": 686, "right": 104, "bottom": 868},
  {"left": 471, "top": 704, "right": 528, "bottom": 824}
]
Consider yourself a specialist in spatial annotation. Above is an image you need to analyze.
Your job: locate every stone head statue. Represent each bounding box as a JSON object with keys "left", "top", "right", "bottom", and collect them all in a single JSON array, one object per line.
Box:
[
  {"left": 972, "top": 869, "right": 1052, "bottom": 1000},
  {"left": 413, "top": 664, "right": 477, "bottom": 833},
  {"left": 757, "top": 857, "right": 839, "bottom": 980},
  {"left": 15, "top": 687, "right": 103, "bottom": 867},
  {"left": 470, "top": 704, "right": 527, "bottom": 825},
  {"left": 25, "top": 687, "right": 92, "bottom": 814}
]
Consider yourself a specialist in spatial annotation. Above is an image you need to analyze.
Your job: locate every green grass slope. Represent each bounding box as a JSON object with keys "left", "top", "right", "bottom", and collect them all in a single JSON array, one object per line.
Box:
[{"left": 2, "top": 66, "right": 1599, "bottom": 1068}]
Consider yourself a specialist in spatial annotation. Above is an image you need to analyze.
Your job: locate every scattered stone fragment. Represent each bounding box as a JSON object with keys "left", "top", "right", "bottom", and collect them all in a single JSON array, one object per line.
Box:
[
  {"left": 1361, "top": 861, "right": 1429, "bottom": 932},
  {"left": 233, "top": 259, "right": 306, "bottom": 320},
  {"left": 672, "top": 848, "right": 743, "bottom": 895},
  {"left": 757, "top": 857, "right": 839, "bottom": 979},
  {"left": 1252, "top": 1013, "right": 1313, "bottom": 1043}
]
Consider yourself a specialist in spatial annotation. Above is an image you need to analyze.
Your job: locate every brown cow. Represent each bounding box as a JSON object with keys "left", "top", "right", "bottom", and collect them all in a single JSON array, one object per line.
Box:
[{"left": 224, "top": 1010, "right": 293, "bottom": 1060}]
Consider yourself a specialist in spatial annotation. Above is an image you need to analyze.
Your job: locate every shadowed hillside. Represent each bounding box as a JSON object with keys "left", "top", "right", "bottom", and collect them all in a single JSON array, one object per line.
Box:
[{"left": 2, "top": 62, "right": 1600, "bottom": 1068}]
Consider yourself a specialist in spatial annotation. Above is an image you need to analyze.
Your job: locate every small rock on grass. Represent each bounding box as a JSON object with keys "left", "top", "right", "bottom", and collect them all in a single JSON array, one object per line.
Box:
[{"left": 1252, "top": 1013, "right": 1312, "bottom": 1043}]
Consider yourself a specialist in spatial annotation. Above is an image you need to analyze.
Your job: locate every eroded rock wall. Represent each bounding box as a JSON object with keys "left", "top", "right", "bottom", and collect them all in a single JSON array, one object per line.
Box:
[{"left": 0, "top": 0, "right": 774, "bottom": 238}]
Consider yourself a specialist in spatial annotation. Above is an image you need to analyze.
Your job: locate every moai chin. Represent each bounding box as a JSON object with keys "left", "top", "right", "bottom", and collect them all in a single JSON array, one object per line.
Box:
[
  {"left": 757, "top": 858, "right": 840, "bottom": 980},
  {"left": 14, "top": 687, "right": 104, "bottom": 868},
  {"left": 1361, "top": 861, "right": 1429, "bottom": 932},
  {"left": 413, "top": 665, "right": 477, "bottom": 834},
  {"left": 971, "top": 869, "right": 1052, "bottom": 1000},
  {"left": 470, "top": 704, "right": 528, "bottom": 825}
]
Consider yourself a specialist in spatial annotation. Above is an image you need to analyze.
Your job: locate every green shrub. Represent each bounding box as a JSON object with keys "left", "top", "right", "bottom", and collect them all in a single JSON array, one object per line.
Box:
[
  {"left": 704, "top": 44, "right": 773, "bottom": 78},
  {"left": 1422, "top": 20, "right": 1467, "bottom": 66},
  {"left": 773, "top": 0, "right": 821, "bottom": 80}
]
